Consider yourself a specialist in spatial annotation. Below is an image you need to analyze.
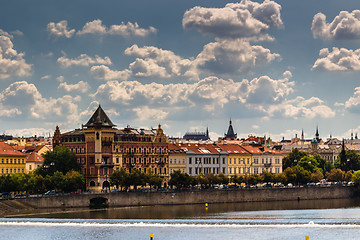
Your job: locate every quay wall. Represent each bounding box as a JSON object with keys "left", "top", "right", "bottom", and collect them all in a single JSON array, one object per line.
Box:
[{"left": 16, "top": 186, "right": 354, "bottom": 209}]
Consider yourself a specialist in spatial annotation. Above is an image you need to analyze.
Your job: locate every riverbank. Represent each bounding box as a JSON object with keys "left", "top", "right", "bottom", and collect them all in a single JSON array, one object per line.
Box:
[{"left": 1, "top": 186, "right": 353, "bottom": 214}]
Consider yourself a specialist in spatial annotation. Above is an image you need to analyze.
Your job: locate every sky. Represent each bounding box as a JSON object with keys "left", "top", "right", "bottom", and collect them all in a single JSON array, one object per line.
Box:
[{"left": 1, "top": 0, "right": 360, "bottom": 141}]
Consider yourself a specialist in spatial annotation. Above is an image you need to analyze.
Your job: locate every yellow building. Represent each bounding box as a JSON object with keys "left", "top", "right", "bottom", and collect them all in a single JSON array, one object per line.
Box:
[
  {"left": 168, "top": 143, "right": 187, "bottom": 174},
  {"left": 0, "top": 142, "right": 27, "bottom": 175},
  {"left": 218, "top": 144, "right": 252, "bottom": 176}
]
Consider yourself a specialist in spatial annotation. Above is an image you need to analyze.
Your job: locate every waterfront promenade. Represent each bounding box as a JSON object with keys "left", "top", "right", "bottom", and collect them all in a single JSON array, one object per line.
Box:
[{"left": 4, "top": 185, "right": 354, "bottom": 211}]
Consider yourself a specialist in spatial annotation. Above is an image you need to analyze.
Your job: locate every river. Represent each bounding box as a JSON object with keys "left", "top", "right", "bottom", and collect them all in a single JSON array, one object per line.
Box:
[{"left": 1, "top": 198, "right": 360, "bottom": 239}]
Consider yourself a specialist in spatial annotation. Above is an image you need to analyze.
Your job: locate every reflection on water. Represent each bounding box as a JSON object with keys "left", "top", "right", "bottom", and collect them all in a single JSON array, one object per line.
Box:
[
  {"left": 2, "top": 198, "right": 360, "bottom": 240},
  {"left": 6, "top": 198, "right": 360, "bottom": 219}
]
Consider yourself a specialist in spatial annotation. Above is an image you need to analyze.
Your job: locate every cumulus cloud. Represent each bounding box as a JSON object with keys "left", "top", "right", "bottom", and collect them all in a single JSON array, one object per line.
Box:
[
  {"left": 92, "top": 41, "right": 279, "bottom": 81},
  {"left": 58, "top": 81, "right": 90, "bottom": 93},
  {"left": 194, "top": 39, "right": 280, "bottom": 75},
  {"left": 0, "top": 31, "right": 32, "bottom": 79},
  {"left": 5, "top": 128, "right": 54, "bottom": 138},
  {"left": 312, "top": 10, "right": 360, "bottom": 41},
  {"left": 312, "top": 47, "right": 360, "bottom": 71},
  {"left": 77, "top": 19, "right": 157, "bottom": 37},
  {"left": 92, "top": 73, "right": 296, "bottom": 118},
  {"left": 47, "top": 20, "right": 76, "bottom": 38},
  {"left": 57, "top": 53, "right": 112, "bottom": 68},
  {"left": 267, "top": 96, "right": 336, "bottom": 119},
  {"left": 183, "top": 0, "right": 282, "bottom": 40},
  {"left": 90, "top": 65, "right": 131, "bottom": 81},
  {"left": 0, "top": 81, "right": 81, "bottom": 125},
  {"left": 345, "top": 87, "right": 360, "bottom": 113},
  {"left": 133, "top": 106, "right": 168, "bottom": 121}
]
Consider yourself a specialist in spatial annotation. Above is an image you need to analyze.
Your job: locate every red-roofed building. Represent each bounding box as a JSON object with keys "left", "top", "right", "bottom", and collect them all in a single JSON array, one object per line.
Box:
[
  {"left": 217, "top": 144, "right": 252, "bottom": 176},
  {"left": 25, "top": 152, "right": 44, "bottom": 173},
  {"left": 241, "top": 145, "right": 283, "bottom": 174},
  {"left": 0, "top": 142, "right": 27, "bottom": 175},
  {"left": 177, "top": 143, "right": 228, "bottom": 176}
]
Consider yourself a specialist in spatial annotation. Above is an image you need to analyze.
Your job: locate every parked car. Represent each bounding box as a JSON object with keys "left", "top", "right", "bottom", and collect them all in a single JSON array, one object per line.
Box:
[{"left": 44, "top": 190, "right": 55, "bottom": 195}]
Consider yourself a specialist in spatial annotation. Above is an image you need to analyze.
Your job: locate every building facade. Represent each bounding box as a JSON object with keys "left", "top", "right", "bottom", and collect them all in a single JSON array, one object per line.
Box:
[
  {"left": 54, "top": 105, "right": 169, "bottom": 190},
  {"left": 0, "top": 142, "right": 26, "bottom": 175}
]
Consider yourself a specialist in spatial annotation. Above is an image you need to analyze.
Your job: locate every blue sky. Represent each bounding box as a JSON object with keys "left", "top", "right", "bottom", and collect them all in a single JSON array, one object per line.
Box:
[{"left": 1, "top": 0, "right": 360, "bottom": 141}]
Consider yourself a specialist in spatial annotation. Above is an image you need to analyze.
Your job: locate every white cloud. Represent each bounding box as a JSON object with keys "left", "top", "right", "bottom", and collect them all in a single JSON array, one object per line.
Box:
[
  {"left": 92, "top": 73, "right": 295, "bottom": 119},
  {"left": 56, "top": 76, "right": 64, "bottom": 82},
  {"left": 40, "top": 75, "right": 51, "bottom": 80},
  {"left": 92, "top": 41, "right": 280, "bottom": 81},
  {"left": 133, "top": 106, "right": 168, "bottom": 121},
  {"left": 312, "top": 47, "right": 360, "bottom": 71},
  {"left": 0, "top": 81, "right": 81, "bottom": 125},
  {"left": 47, "top": 20, "right": 75, "bottom": 38},
  {"left": 345, "top": 87, "right": 360, "bottom": 113},
  {"left": 194, "top": 39, "right": 280, "bottom": 75},
  {"left": 5, "top": 128, "right": 53, "bottom": 137},
  {"left": 90, "top": 65, "right": 131, "bottom": 81},
  {"left": 57, "top": 53, "right": 112, "bottom": 68},
  {"left": 77, "top": 19, "right": 157, "bottom": 37},
  {"left": 312, "top": 10, "right": 360, "bottom": 41},
  {"left": 0, "top": 32, "right": 32, "bottom": 79},
  {"left": 108, "top": 22, "right": 157, "bottom": 37},
  {"left": 124, "top": 44, "right": 195, "bottom": 79},
  {"left": 183, "top": 0, "right": 282, "bottom": 40},
  {"left": 58, "top": 81, "right": 90, "bottom": 93},
  {"left": 267, "top": 96, "right": 336, "bottom": 119}
]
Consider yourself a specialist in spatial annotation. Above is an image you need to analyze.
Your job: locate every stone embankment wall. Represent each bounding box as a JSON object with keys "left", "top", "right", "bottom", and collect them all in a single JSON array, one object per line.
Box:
[{"left": 15, "top": 186, "right": 354, "bottom": 209}]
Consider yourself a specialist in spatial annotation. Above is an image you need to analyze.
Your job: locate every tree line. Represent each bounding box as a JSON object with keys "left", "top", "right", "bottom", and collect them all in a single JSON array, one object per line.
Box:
[{"left": 0, "top": 146, "right": 84, "bottom": 194}]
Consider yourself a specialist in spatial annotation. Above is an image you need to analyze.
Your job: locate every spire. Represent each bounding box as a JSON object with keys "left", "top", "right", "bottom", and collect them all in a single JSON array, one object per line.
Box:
[
  {"left": 206, "top": 126, "right": 209, "bottom": 139},
  {"left": 84, "top": 105, "right": 116, "bottom": 128},
  {"left": 301, "top": 129, "right": 304, "bottom": 140},
  {"left": 224, "top": 118, "right": 237, "bottom": 139},
  {"left": 315, "top": 125, "right": 320, "bottom": 142}
]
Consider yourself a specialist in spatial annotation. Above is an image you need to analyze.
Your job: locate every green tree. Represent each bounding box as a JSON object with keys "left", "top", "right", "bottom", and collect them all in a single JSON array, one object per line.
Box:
[
  {"left": 218, "top": 173, "right": 229, "bottom": 185},
  {"left": 298, "top": 156, "right": 319, "bottom": 173},
  {"left": 63, "top": 170, "right": 85, "bottom": 192},
  {"left": 262, "top": 171, "right": 274, "bottom": 183},
  {"left": 148, "top": 174, "right": 163, "bottom": 189},
  {"left": 274, "top": 173, "right": 287, "bottom": 184},
  {"left": 326, "top": 168, "right": 345, "bottom": 182},
  {"left": 169, "top": 170, "right": 192, "bottom": 189},
  {"left": 313, "top": 154, "right": 333, "bottom": 174},
  {"left": 284, "top": 166, "right": 311, "bottom": 185},
  {"left": 230, "top": 175, "right": 243, "bottom": 186},
  {"left": 282, "top": 149, "right": 308, "bottom": 170},
  {"left": 40, "top": 146, "right": 81, "bottom": 176},
  {"left": 311, "top": 169, "right": 324, "bottom": 183},
  {"left": 335, "top": 150, "right": 360, "bottom": 171},
  {"left": 110, "top": 168, "right": 128, "bottom": 190}
]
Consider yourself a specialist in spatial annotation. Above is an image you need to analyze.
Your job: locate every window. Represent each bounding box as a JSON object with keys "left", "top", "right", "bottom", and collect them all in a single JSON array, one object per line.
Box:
[
  {"left": 189, "top": 157, "right": 192, "bottom": 164},
  {"left": 223, "top": 158, "right": 225, "bottom": 164},
  {"left": 229, "top": 158, "right": 232, "bottom": 164},
  {"left": 116, "top": 158, "right": 119, "bottom": 163},
  {"left": 223, "top": 167, "right": 226, "bottom": 173},
  {"left": 170, "top": 158, "right": 173, "bottom": 164},
  {"left": 189, "top": 167, "right": 192, "bottom": 174}
]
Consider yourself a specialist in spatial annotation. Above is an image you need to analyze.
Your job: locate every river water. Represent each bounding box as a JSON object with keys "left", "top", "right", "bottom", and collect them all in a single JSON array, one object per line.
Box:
[{"left": 1, "top": 198, "right": 360, "bottom": 240}]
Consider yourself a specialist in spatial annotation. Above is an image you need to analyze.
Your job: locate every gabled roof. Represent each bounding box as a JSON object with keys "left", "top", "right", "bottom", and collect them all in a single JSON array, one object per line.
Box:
[
  {"left": 26, "top": 152, "right": 44, "bottom": 163},
  {"left": 0, "top": 142, "right": 27, "bottom": 157},
  {"left": 84, "top": 105, "right": 115, "bottom": 128}
]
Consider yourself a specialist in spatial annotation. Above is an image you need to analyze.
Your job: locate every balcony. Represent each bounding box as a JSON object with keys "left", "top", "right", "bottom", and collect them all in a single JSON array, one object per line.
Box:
[
  {"left": 264, "top": 163, "right": 272, "bottom": 168},
  {"left": 100, "top": 161, "right": 115, "bottom": 168}
]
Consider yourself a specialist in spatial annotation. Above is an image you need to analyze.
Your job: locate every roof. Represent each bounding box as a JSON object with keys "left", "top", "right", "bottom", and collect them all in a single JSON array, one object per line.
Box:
[
  {"left": 26, "top": 152, "right": 44, "bottom": 163},
  {"left": 84, "top": 105, "right": 115, "bottom": 128},
  {"left": 0, "top": 142, "right": 27, "bottom": 157},
  {"left": 217, "top": 143, "right": 250, "bottom": 155},
  {"left": 176, "top": 143, "right": 227, "bottom": 155}
]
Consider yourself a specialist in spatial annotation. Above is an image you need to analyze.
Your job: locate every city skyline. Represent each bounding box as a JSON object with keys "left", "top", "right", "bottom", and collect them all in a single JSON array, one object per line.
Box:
[{"left": 1, "top": 0, "right": 360, "bottom": 141}]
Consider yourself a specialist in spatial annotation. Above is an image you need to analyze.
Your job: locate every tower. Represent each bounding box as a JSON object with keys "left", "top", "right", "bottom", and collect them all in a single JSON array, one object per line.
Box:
[
  {"left": 224, "top": 118, "right": 237, "bottom": 139},
  {"left": 315, "top": 125, "right": 320, "bottom": 142}
]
